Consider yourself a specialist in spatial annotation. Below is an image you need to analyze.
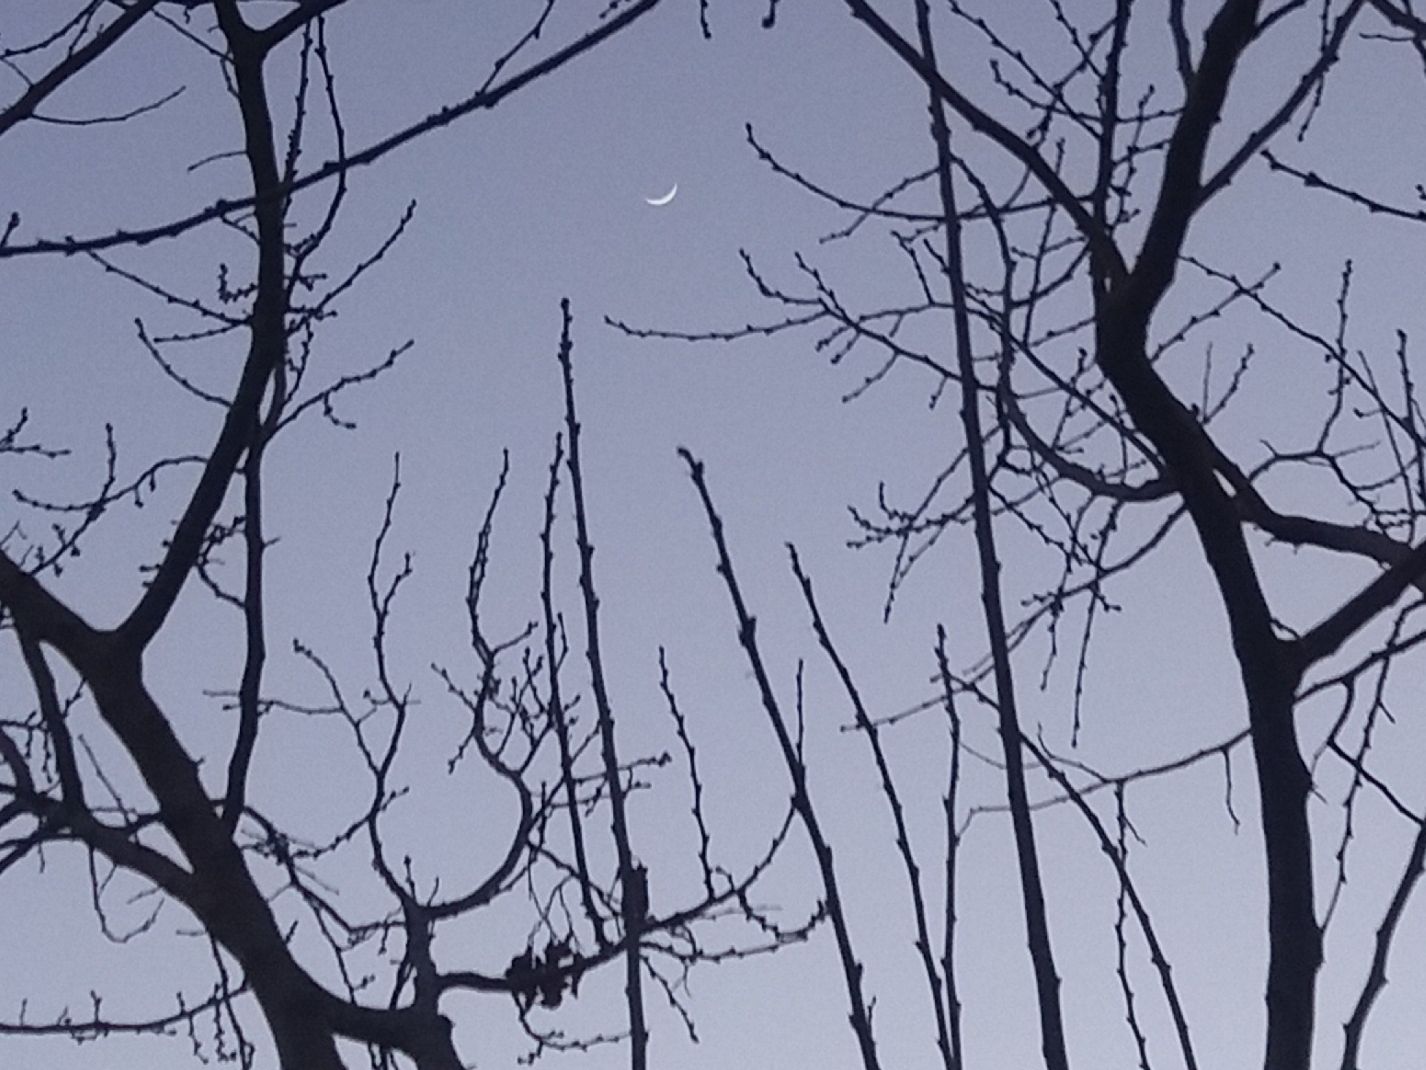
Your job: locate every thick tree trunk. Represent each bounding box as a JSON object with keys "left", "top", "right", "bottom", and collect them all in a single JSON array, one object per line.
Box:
[
  {"left": 258, "top": 990, "right": 345, "bottom": 1070},
  {"left": 1242, "top": 658, "right": 1319, "bottom": 1070},
  {"left": 1094, "top": 308, "right": 1321, "bottom": 1069}
]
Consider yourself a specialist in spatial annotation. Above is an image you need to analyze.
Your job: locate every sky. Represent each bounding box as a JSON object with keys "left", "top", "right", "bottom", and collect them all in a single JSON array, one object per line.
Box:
[{"left": 4, "top": 2, "right": 1426, "bottom": 1068}]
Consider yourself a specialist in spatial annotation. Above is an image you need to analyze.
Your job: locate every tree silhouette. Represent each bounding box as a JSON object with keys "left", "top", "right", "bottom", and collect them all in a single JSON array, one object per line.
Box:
[
  {"left": 10, "top": 3, "right": 1426, "bottom": 1070},
  {"left": 0, "top": 4, "right": 801, "bottom": 1068},
  {"left": 619, "top": 2, "right": 1426, "bottom": 1068}
]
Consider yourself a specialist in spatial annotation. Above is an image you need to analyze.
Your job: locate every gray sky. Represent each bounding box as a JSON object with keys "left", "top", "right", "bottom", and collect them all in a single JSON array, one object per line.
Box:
[{"left": 4, "top": 2, "right": 1426, "bottom": 1068}]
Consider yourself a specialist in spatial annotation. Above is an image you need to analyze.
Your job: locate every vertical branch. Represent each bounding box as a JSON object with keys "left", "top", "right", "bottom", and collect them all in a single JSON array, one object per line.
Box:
[
  {"left": 1091, "top": 0, "right": 1132, "bottom": 303},
  {"left": 555, "top": 300, "right": 647, "bottom": 1069},
  {"left": 681, "top": 449, "right": 882, "bottom": 1070},
  {"left": 540, "top": 431, "right": 607, "bottom": 947},
  {"left": 1088, "top": 4, "right": 1323, "bottom": 1064},
  {"left": 1166, "top": 0, "right": 1195, "bottom": 87},
  {"left": 1113, "top": 787, "right": 1153, "bottom": 1070},
  {"left": 1020, "top": 739, "right": 1198, "bottom": 1070},
  {"left": 17, "top": 625, "right": 85, "bottom": 811},
  {"left": 789, "top": 546, "right": 954, "bottom": 1070},
  {"left": 658, "top": 648, "right": 716, "bottom": 898},
  {"left": 912, "top": 3, "right": 1070, "bottom": 1068},
  {"left": 1339, "top": 812, "right": 1426, "bottom": 1069},
  {"left": 223, "top": 362, "right": 286, "bottom": 832},
  {"left": 121, "top": 1, "right": 291, "bottom": 649},
  {"left": 933, "top": 628, "right": 963, "bottom": 1070}
]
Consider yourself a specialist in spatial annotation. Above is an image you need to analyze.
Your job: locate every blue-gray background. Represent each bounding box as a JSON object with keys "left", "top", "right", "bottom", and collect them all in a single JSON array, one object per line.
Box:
[{"left": 3, "top": 2, "right": 1425, "bottom": 1068}]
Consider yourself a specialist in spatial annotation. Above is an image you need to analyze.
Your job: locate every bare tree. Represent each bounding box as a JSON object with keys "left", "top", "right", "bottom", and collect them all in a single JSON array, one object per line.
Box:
[
  {"left": 619, "top": 2, "right": 1426, "bottom": 1069},
  {"left": 0, "top": 4, "right": 804, "bottom": 1068},
  {"left": 14, "top": 3, "right": 1426, "bottom": 1070}
]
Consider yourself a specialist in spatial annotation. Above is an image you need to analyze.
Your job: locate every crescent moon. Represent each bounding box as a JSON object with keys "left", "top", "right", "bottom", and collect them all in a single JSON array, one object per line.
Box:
[{"left": 644, "top": 183, "right": 678, "bottom": 207}]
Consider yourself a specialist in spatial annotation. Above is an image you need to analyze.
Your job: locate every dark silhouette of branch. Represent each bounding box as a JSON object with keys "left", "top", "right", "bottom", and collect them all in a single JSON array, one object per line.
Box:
[
  {"left": 682, "top": 448, "right": 883, "bottom": 1070},
  {"left": 790, "top": 544, "right": 956, "bottom": 1070},
  {"left": 1338, "top": 804, "right": 1426, "bottom": 1069},
  {"left": 1295, "top": 539, "right": 1426, "bottom": 667},
  {"left": 844, "top": 0, "right": 1125, "bottom": 285},
  {"left": 0, "top": 0, "right": 163, "bottom": 140},
  {"left": 0, "top": 0, "right": 668, "bottom": 260},
  {"left": 1021, "top": 736, "right": 1199, "bottom": 1070},
  {"left": 914, "top": 3, "right": 1070, "bottom": 1066},
  {"left": 541, "top": 431, "right": 608, "bottom": 947},
  {"left": 933, "top": 629, "right": 964, "bottom": 1070},
  {"left": 556, "top": 298, "right": 649, "bottom": 1069}
]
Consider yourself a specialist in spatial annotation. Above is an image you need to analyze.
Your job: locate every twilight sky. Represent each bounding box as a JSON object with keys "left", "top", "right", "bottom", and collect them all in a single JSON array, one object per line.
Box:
[{"left": 4, "top": 2, "right": 1426, "bottom": 1068}]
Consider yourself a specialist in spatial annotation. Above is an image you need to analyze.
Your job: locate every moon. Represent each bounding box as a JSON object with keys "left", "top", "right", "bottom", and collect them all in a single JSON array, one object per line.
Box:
[{"left": 644, "top": 183, "right": 678, "bottom": 207}]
